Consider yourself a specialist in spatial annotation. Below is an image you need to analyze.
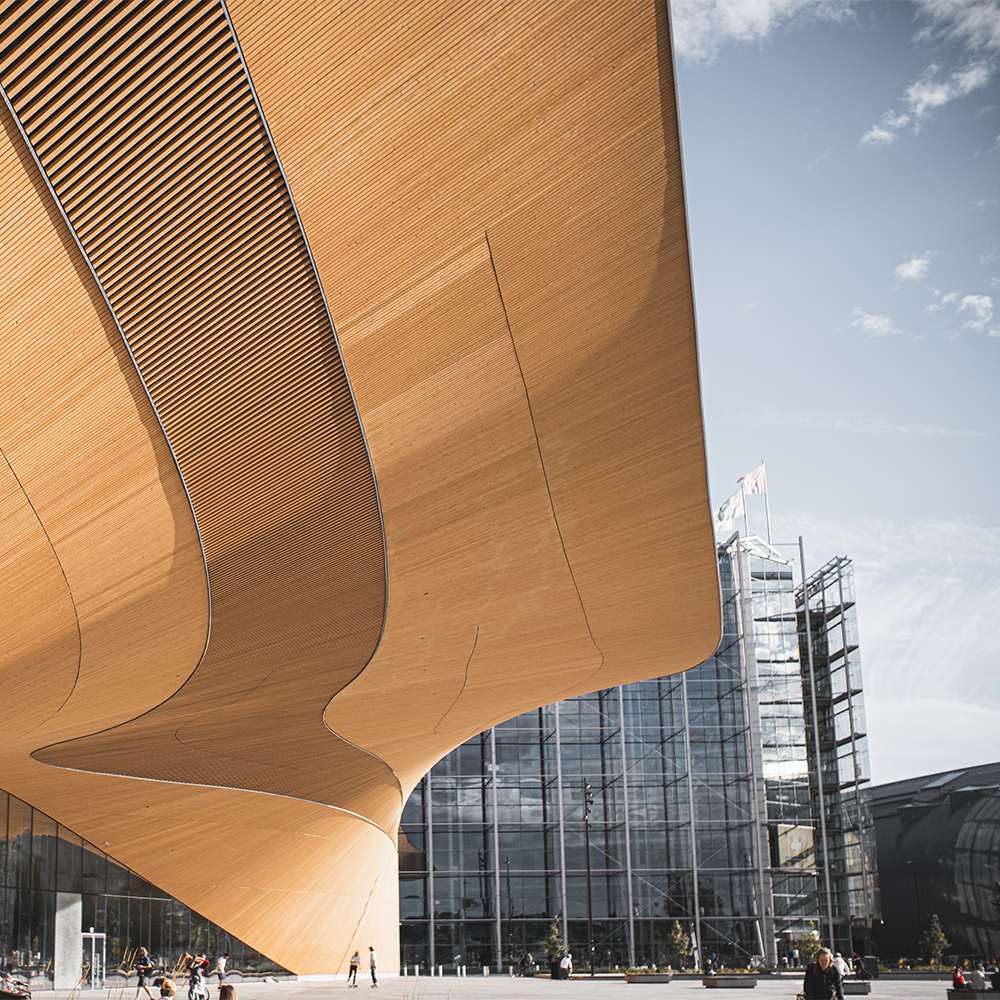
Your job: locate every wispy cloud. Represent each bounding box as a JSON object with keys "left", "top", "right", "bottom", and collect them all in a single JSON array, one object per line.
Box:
[
  {"left": 907, "top": 61, "right": 993, "bottom": 117},
  {"left": 913, "top": 0, "right": 1000, "bottom": 59},
  {"left": 862, "top": 63, "right": 994, "bottom": 146},
  {"left": 970, "top": 198, "right": 998, "bottom": 210},
  {"left": 670, "top": 0, "right": 855, "bottom": 64},
  {"left": 927, "top": 289, "right": 999, "bottom": 333},
  {"left": 772, "top": 512, "right": 1000, "bottom": 782},
  {"left": 860, "top": 1, "right": 1000, "bottom": 147},
  {"left": 850, "top": 308, "right": 900, "bottom": 336},
  {"left": 738, "top": 406, "right": 987, "bottom": 439},
  {"left": 958, "top": 293, "right": 994, "bottom": 330},
  {"left": 894, "top": 252, "right": 932, "bottom": 281}
]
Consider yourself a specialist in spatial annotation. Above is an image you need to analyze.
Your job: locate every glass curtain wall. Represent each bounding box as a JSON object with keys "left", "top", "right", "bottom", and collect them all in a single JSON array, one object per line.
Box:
[
  {"left": 0, "top": 790, "right": 283, "bottom": 986},
  {"left": 796, "top": 557, "right": 879, "bottom": 956},
  {"left": 398, "top": 539, "right": 879, "bottom": 971},
  {"left": 399, "top": 543, "right": 763, "bottom": 972},
  {"left": 737, "top": 539, "right": 823, "bottom": 956}
]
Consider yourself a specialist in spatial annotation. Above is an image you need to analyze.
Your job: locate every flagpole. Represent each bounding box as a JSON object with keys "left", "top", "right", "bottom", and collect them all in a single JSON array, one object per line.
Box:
[
  {"left": 741, "top": 481, "right": 749, "bottom": 537},
  {"left": 762, "top": 459, "right": 772, "bottom": 545}
]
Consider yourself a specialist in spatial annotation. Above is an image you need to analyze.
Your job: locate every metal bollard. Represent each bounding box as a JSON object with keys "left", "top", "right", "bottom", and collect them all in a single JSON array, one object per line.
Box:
[{"left": 438, "top": 966, "right": 443, "bottom": 978}]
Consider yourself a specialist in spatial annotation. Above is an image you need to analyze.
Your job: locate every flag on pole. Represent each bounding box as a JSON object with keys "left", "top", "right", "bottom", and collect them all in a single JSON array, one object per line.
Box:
[
  {"left": 715, "top": 487, "right": 744, "bottom": 534},
  {"left": 739, "top": 462, "right": 767, "bottom": 495}
]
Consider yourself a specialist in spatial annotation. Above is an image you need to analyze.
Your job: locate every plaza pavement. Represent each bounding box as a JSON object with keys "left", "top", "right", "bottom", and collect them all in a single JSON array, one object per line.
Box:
[{"left": 36, "top": 974, "right": 953, "bottom": 1000}]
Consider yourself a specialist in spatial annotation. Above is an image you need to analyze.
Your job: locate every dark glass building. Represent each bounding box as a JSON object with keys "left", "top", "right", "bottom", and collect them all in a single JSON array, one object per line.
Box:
[{"left": 872, "top": 762, "right": 1000, "bottom": 962}]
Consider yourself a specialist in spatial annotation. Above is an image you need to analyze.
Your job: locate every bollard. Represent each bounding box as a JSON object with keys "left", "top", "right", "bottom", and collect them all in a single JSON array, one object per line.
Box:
[
  {"left": 438, "top": 965, "right": 443, "bottom": 977},
  {"left": 509, "top": 966, "right": 514, "bottom": 977},
  {"left": 483, "top": 966, "right": 490, "bottom": 977}
]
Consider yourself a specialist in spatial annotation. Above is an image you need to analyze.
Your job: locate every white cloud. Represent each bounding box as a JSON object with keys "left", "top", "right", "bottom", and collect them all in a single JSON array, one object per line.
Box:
[
  {"left": 859, "top": 124, "right": 895, "bottom": 147},
  {"left": 941, "top": 290, "right": 959, "bottom": 304},
  {"left": 860, "top": 110, "right": 913, "bottom": 147},
  {"left": 894, "top": 252, "right": 932, "bottom": 281},
  {"left": 970, "top": 198, "right": 998, "bottom": 210},
  {"left": 850, "top": 308, "right": 900, "bottom": 337},
  {"left": 670, "top": 0, "right": 855, "bottom": 64},
  {"left": 914, "top": 0, "right": 1000, "bottom": 59},
  {"left": 862, "top": 63, "right": 995, "bottom": 145},
  {"left": 958, "top": 293, "right": 995, "bottom": 330},
  {"left": 860, "top": 0, "right": 1000, "bottom": 147},
  {"left": 905, "top": 61, "right": 994, "bottom": 117}
]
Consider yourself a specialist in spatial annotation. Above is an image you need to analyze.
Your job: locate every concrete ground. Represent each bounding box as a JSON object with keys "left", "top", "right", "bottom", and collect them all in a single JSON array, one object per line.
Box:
[{"left": 34, "top": 976, "right": 954, "bottom": 1000}]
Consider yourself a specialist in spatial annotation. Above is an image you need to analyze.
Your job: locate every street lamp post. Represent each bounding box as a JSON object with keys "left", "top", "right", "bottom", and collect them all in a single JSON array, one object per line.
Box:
[{"left": 583, "top": 780, "right": 595, "bottom": 977}]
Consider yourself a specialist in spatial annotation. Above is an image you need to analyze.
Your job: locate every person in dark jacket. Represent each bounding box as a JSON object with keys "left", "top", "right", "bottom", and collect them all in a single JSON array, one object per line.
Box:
[{"left": 804, "top": 948, "right": 844, "bottom": 1000}]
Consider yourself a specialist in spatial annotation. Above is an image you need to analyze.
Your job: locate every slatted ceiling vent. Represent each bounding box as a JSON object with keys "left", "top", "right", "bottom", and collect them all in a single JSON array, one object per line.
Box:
[
  {"left": 0, "top": 1, "right": 388, "bottom": 799},
  {"left": 0, "top": 0, "right": 384, "bottom": 578}
]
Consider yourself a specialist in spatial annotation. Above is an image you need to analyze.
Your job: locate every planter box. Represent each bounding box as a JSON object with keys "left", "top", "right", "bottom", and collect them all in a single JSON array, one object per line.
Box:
[
  {"left": 626, "top": 973, "right": 674, "bottom": 984},
  {"left": 844, "top": 983, "right": 871, "bottom": 994},
  {"left": 703, "top": 977, "right": 757, "bottom": 988}
]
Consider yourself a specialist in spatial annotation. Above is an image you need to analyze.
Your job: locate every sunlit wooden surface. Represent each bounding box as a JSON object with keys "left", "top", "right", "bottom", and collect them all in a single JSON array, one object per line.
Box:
[{"left": 0, "top": 0, "right": 718, "bottom": 975}]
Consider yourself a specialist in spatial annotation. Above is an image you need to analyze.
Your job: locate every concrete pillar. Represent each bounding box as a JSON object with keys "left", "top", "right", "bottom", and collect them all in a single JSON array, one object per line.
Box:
[{"left": 54, "top": 893, "right": 82, "bottom": 990}]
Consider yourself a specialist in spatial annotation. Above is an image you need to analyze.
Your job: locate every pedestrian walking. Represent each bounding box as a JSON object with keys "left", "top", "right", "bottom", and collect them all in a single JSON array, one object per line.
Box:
[
  {"left": 215, "top": 955, "right": 228, "bottom": 984},
  {"left": 368, "top": 946, "right": 378, "bottom": 988},
  {"left": 187, "top": 954, "right": 209, "bottom": 1000},
  {"left": 804, "top": 948, "right": 845, "bottom": 1000},
  {"left": 135, "top": 948, "right": 155, "bottom": 1000},
  {"left": 347, "top": 951, "right": 359, "bottom": 987}
]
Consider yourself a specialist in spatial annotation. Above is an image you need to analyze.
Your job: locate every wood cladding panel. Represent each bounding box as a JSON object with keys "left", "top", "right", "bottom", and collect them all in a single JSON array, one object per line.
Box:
[
  {"left": 0, "top": 0, "right": 719, "bottom": 975},
  {"left": 230, "top": 0, "right": 720, "bottom": 792},
  {"left": 0, "top": 0, "right": 391, "bottom": 814}
]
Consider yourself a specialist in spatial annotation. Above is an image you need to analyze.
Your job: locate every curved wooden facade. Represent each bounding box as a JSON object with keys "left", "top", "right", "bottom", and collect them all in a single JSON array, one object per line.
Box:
[{"left": 0, "top": 0, "right": 719, "bottom": 974}]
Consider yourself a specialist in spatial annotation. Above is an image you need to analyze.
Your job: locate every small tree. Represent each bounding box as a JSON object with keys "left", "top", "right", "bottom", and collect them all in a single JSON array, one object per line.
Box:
[
  {"left": 665, "top": 920, "right": 693, "bottom": 968},
  {"left": 798, "top": 922, "right": 822, "bottom": 964},
  {"left": 924, "top": 914, "right": 951, "bottom": 965},
  {"left": 542, "top": 915, "right": 566, "bottom": 960}
]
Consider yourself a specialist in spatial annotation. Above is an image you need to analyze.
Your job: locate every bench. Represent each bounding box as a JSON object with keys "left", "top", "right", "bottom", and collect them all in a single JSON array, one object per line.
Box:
[
  {"left": 626, "top": 974, "right": 674, "bottom": 983},
  {"left": 843, "top": 983, "right": 872, "bottom": 994},
  {"left": 703, "top": 977, "right": 757, "bottom": 988}
]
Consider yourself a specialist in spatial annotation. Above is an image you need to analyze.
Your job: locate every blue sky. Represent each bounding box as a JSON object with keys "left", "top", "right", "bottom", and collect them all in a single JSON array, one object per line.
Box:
[{"left": 672, "top": 0, "right": 1000, "bottom": 784}]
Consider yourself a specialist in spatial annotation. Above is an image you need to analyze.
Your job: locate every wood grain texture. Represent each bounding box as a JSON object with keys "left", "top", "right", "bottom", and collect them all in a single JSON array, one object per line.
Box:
[{"left": 0, "top": 0, "right": 718, "bottom": 975}]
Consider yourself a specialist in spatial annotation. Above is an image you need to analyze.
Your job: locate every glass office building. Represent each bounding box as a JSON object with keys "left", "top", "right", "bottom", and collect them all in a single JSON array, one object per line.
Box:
[
  {"left": 797, "top": 556, "right": 878, "bottom": 956},
  {"left": 0, "top": 791, "right": 282, "bottom": 987},
  {"left": 399, "top": 538, "right": 879, "bottom": 970}
]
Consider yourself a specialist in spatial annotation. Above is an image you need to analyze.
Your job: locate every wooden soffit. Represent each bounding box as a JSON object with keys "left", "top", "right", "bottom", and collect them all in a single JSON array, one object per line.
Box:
[{"left": 0, "top": 0, "right": 719, "bottom": 974}]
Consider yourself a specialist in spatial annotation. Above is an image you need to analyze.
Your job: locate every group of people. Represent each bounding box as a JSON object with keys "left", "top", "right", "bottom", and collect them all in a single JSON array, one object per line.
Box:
[
  {"left": 345, "top": 946, "right": 378, "bottom": 988},
  {"left": 133, "top": 949, "right": 232, "bottom": 1000},
  {"left": 952, "top": 963, "right": 1000, "bottom": 991}
]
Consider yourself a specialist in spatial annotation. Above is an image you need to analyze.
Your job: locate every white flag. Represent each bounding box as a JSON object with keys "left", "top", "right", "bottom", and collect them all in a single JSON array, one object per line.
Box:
[
  {"left": 739, "top": 462, "right": 767, "bottom": 495},
  {"left": 715, "top": 487, "right": 744, "bottom": 534}
]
